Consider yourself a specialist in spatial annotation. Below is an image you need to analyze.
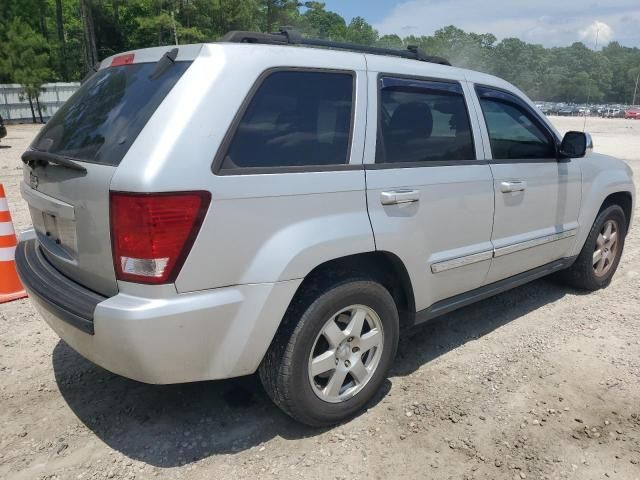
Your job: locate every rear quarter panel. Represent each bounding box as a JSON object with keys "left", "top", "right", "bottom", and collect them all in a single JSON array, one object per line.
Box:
[{"left": 110, "top": 44, "right": 374, "bottom": 292}]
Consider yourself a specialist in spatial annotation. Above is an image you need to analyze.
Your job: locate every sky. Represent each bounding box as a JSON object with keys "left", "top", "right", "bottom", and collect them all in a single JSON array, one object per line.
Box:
[{"left": 321, "top": 0, "right": 640, "bottom": 48}]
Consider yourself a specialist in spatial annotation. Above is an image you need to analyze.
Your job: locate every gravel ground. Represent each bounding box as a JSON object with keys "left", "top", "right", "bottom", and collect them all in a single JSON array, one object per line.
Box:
[{"left": 0, "top": 117, "right": 639, "bottom": 480}]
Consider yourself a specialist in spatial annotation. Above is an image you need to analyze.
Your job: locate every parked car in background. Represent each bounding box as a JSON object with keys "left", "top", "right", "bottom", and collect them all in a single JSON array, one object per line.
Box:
[
  {"left": 15, "top": 31, "right": 636, "bottom": 426},
  {"left": 535, "top": 103, "right": 553, "bottom": 115},
  {"left": 0, "top": 114, "right": 6, "bottom": 141},
  {"left": 625, "top": 107, "right": 640, "bottom": 119},
  {"left": 603, "top": 107, "right": 625, "bottom": 118},
  {"left": 558, "top": 106, "right": 579, "bottom": 116},
  {"left": 547, "top": 103, "right": 564, "bottom": 115}
]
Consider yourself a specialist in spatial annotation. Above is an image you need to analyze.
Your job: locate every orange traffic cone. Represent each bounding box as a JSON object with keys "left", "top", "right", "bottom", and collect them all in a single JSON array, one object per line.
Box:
[{"left": 0, "top": 184, "right": 27, "bottom": 303}]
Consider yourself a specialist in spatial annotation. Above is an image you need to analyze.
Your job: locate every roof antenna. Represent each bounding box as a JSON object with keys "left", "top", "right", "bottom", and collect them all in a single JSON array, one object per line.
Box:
[
  {"left": 583, "top": 25, "right": 600, "bottom": 132},
  {"left": 171, "top": 11, "right": 179, "bottom": 46}
]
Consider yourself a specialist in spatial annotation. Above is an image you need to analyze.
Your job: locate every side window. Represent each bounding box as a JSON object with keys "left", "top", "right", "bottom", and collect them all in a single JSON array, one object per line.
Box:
[
  {"left": 477, "top": 87, "right": 556, "bottom": 160},
  {"left": 219, "top": 70, "right": 354, "bottom": 171},
  {"left": 376, "top": 77, "right": 475, "bottom": 164}
]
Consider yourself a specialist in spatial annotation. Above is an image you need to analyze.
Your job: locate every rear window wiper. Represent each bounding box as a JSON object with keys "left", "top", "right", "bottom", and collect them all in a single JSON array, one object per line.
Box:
[{"left": 22, "top": 150, "right": 88, "bottom": 173}]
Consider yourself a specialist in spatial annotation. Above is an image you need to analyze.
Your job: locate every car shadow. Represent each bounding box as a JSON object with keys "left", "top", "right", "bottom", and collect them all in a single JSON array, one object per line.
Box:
[
  {"left": 0, "top": 145, "right": 12, "bottom": 149},
  {"left": 52, "top": 276, "right": 579, "bottom": 467},
  {"left": 52, "top": 342, "right": 391, "bottom": 467}
]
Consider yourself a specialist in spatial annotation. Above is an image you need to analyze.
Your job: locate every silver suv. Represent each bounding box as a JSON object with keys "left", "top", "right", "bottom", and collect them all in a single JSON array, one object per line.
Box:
[{"left": 16, "top": 30, "right": 635, "bottom": 426}]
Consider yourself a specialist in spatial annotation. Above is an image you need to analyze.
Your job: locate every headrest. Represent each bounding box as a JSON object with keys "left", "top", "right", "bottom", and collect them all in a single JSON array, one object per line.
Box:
[{"left": 389, "top": 102, "right": 433, "bottom": 138}]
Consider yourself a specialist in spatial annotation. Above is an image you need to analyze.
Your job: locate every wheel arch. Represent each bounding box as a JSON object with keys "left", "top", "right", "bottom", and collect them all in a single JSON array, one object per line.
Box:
[
  {"left": 599, "top": 191, "right": 633, "bottom": 231},
  {"left": 283, "top": 251, "right": 416, "bottom": 330}
]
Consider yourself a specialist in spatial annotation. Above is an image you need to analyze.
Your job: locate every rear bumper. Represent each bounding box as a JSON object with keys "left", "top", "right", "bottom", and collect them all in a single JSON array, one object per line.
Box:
[
  {"left": 16, "top": 239, "right": 301, "bottom": 384},
  {"left": 16, "top": 240, "right": 105, "bottom": 334}
]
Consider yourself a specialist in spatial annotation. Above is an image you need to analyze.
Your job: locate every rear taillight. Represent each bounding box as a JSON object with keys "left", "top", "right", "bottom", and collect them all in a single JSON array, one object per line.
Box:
[{"left": 110, "top": 191, "right": 211, "bottom": 284}]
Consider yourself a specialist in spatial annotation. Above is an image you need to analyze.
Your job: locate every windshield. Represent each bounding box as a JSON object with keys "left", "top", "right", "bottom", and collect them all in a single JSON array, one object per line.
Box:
[{"left": 31, "top": 61, "right": 191, "bottom": 166}]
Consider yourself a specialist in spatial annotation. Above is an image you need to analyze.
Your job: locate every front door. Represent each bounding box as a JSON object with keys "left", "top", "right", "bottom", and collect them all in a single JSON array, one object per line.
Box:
[
  {"left": 473, "top": 86, "right": 581, "bottom": 283},
  {"left": 364, "top": 66, "right": 495, "bottom": 312}
]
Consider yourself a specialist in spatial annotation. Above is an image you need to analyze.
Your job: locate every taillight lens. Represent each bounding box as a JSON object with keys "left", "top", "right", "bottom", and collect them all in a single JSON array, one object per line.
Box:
[
  {"left": 111, "top": 53, "right": 135, "bottom": 67},
  {"left": 110, "top": 191, "right": 211, "bottom": 284}
]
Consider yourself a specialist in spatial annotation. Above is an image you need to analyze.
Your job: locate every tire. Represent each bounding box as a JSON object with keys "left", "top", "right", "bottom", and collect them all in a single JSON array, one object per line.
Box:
[
  {"left": 259, "top": 280, "right": 399, "bottom": 427},
  {"left": 559, "top": 204, "right": 627, "bottom": 290}
]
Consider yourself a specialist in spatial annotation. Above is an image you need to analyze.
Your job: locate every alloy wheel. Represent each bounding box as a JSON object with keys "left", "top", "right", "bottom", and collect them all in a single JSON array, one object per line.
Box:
[
  {"left": 593, "top": 219, "right": 619, "bottom": 277},
  {"left": 308, "top": 305, "right": 384, "bottom": 403}
]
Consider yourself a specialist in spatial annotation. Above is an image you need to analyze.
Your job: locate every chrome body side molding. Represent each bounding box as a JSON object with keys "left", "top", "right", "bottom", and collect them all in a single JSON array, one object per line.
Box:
[
  {"left": 431, "top": 250, "right": 493, "bottom": 273},
  {"left": 417, "top": 256, "right": 577, "bottom": 326},
  {"left": 493, "top": 229, "right": 577, "bottom": 258},
  {"left": 431, "top": 228, "right": 577, "bottom": 273}
]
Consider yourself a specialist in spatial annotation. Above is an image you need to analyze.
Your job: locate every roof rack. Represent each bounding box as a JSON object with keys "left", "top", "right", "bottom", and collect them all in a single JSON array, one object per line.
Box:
[{"left": 221, "top": 28, "right": 452, "bottom": 67}]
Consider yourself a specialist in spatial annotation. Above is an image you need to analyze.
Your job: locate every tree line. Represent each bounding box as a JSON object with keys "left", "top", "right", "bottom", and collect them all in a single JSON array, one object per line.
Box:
[{"left": 1, "top": 0, "right": 639, "bottom": 121}]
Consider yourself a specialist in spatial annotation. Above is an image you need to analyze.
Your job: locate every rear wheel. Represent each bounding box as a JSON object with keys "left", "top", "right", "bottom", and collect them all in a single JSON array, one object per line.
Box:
[
  {"left": 259, "top": 280, "right": 399, "bottom": 426},
  {"left": 559, "top": 205, "right": 627, "bottom": 290}
]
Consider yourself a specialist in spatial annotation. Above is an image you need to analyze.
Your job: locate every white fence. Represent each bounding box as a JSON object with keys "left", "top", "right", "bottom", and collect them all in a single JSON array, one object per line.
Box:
[{"left": 0, "top": 83, "right": 80, "bottom": 123}]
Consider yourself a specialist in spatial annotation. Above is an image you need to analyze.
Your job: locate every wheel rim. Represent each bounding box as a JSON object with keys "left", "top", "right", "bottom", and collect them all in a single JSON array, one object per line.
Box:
[
  {"left": 593, "top": 219, "right": 619, "bottom": 277},
  {"left": 308, "top": 304, "right": 384, "bottom": 403}
]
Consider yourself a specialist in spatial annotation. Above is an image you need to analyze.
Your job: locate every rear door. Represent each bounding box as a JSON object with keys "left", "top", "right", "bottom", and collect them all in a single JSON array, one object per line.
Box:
[
  {"left": 21, "top": 50, "right": 195, "bottom": 296},
  {"left": 363, "top": 60, "right": 495, "bottom": 312},
  {"left": 472, "top": 85, "right": 581, "bottom": 283}
]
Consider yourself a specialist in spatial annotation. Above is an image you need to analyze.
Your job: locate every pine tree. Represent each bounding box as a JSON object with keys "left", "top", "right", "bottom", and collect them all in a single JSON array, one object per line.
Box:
[{"left": 0, "top": 18, "right": 53, "bottom": 123}]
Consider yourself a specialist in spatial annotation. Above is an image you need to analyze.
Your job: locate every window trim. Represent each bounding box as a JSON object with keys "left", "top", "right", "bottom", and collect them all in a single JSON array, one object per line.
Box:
[
  {"left": 366, "top": 159, "right": 487, "bottom": 169},
  {"left": 474, "top": 84, "right": 561, "bottom": 164},
  {"left": 371, "top": 73, "right": 480, "bottom": 170},
  {"left": 211, "top": 67, "right": 358, "bottom": 176}
]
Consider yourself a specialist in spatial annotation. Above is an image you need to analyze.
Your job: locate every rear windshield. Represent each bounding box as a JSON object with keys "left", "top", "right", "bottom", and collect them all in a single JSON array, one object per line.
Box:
[{"left": 32, "top": 61, "right": 191, "bottom": 166}]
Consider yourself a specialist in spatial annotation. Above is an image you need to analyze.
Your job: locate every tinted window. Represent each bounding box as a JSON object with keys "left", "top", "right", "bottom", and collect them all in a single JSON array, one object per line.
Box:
[
  {"left": 376, "top": 77, "right": 475, "bottom": 164},
  {"left": 32, "top": 61, "right": 191, "bottom": 166},
  {"left": 221, "top": 70, "right": 354, "bottom": 170},
  {"left": 477, "top": 90, "right": 555, "bottom": 160}
]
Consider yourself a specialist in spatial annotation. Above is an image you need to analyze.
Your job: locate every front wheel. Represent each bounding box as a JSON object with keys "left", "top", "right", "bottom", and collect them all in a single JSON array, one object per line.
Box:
[
  {"left": 259, "top": 280, "right": 399, "bottom": 426},
  {"left": 559, "top": 204, "right": 627, "bottom": 290}
]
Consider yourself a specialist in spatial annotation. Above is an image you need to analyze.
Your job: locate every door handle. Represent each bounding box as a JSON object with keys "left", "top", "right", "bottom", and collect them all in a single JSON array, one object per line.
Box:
[
  {"left": 500, "top": 180, "right": 527, "bottom": 193},
  {"left": 380, "top": 190, "right": 420, "bottom": 205}
]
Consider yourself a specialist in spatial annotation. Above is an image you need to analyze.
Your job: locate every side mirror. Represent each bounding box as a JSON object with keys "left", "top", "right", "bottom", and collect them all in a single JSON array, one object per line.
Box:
[{"left": 559, "top": 131, "right": 593, "bottom": 158}]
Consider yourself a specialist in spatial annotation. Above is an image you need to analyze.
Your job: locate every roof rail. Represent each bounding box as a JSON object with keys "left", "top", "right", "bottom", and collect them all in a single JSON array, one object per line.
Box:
[{"left": 220, "top": 28, "right": 452, "bottom": 67}]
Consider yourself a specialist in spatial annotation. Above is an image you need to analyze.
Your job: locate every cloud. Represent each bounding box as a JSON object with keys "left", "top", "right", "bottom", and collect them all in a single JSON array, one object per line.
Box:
[
  {"left": 374, "top": 0, "right": 640, "bottom": 47},
  {"left": 579, "top": 21, "right": 614, "bottom": 46}
]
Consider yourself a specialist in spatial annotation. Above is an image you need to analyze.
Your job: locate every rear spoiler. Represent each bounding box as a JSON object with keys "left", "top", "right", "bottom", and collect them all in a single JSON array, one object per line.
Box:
[{"left": 81, "top": 44, "right": 200, "bottom": 84}]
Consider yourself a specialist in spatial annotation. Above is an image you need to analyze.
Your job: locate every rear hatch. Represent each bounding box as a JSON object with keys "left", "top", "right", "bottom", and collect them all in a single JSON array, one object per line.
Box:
[{"left": 21, "top": 49, "right": 195, "bottom": 296}]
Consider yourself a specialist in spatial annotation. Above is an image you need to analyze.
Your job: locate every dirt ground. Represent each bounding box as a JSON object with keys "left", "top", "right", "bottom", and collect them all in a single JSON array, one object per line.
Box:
[{"left": 0, "top": 117, "right": 639, "bottom": 480}]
